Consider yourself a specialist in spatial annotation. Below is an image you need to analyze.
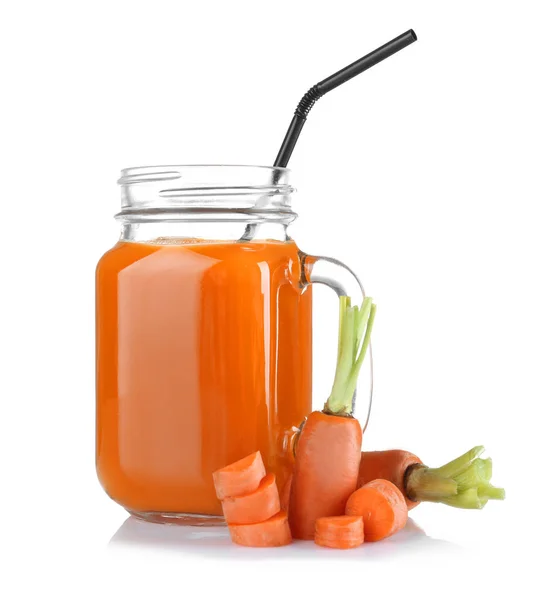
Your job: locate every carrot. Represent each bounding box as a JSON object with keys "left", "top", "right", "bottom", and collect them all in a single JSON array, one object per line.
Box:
[
  {"left": 314, "top": 515, "right": 364, "bottom": 549},
  {"left": 358, "top": 450, "right": 422, "bottom": 509},
  {"left": 228, "top": 511, "right": 292, "bottom": 547},
  {"left": 289, "top": 296, "right": 376, "bottom": 540},
  {"left": 358, "top": 446, "right": 505, "bottom": 510},
  {"left": 221, "top": 473, "right": 280, "bottom": 525},
  {"left": 346, "top": 479, "right": 408, "bottom": 542},
  {"left": 212, "top": 450, "right": 266, "bottom": 500},
  {"left": 289, "top": 411, "right": 363, "bottom": 539}
]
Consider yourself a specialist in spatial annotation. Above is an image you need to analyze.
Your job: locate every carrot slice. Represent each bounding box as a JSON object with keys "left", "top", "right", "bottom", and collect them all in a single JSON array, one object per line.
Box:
[
  {"left": 314, "top": 515, "right": 364, "bottom": 549},
  {"left": 346, "top": 479, "right": 408, "bottom": 542},
  {"left": 212, "top": 451, "right": 266, "bottom": 500},
  {"left": 228, "top": 511, "right": 292, "bottom": 547},
  {"left": 221, "top": 473, "right": 281, "bottom": 525}
]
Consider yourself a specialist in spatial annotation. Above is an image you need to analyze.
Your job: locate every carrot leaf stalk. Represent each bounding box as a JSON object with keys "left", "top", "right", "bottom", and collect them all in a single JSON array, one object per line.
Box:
[
  {"left": 324, "top": 296, "right": 376, "bottom": 417},
  {"left": 405, "top": 446, "right": 505, "bottom": 509}
]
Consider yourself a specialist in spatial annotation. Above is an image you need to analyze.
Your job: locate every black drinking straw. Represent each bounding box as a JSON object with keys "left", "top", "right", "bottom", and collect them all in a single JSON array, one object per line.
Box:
[{"left": 274, "top": 29, "right": 417, "bottom": 168}]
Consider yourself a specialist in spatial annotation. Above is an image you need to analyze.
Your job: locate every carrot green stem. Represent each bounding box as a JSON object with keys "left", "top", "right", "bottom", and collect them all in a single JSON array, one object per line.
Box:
[
  {"left": 442, "top": 488, "right": 486, "bottom": 509},
  {"left": 405, "top": 447, "right": 505, "bottom": 509},
  {"left": 337, "top": 296, "right": 350, "bottom": 363},
  {"left": 478, "top": 485, "right": 506, "bottom": 501},
  {"left": 325, "top": 296, "right": 376, "bottom": 417},
  {"left": 434, "top": 445, "right": 485, "bottom": 478}
]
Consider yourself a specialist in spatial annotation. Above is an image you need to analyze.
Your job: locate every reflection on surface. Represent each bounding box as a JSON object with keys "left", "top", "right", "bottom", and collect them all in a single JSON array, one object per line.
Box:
[{"left": 109, "top": 516, "right": 463, "bottom": 561}]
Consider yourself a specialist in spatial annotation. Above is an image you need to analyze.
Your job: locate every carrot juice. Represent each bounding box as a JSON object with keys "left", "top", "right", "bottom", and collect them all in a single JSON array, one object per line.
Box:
[{"left": 96, "top": 239, "right": 312, "bottom": 519}]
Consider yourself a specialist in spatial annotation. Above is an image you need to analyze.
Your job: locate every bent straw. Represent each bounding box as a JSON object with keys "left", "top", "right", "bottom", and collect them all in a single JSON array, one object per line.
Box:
[
  {"left": 240, "top": 30, "right": 416, "bottom": 244},
  {"left": 274, "top": 29, "right": 417, "bottom": 168}
]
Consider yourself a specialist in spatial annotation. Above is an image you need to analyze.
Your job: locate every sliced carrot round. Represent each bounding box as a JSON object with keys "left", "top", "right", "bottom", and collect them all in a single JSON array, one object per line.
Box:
[
  {"left": 212, "top": 451, "right": 266, "bottom": 500},
  {"left": 228, "top": 511, "right": 292, "bottom": 547},
  {"left": 314, "top": 515, "right": 364, "bottom": 549},
  {"left": 222, "top": 473, "right": 281, "bottom": 525},
  {"left": 346, "top": 479, "right": 408, "bottom": 542}
]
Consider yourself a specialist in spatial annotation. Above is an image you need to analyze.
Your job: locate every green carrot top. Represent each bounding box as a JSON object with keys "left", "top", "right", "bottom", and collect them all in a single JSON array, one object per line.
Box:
[
  {"left": 324, "top": 296, "right": 376, "bottom": 417},
  {"left": 406, "top": 445, "right": 506, "bottom": 509}
]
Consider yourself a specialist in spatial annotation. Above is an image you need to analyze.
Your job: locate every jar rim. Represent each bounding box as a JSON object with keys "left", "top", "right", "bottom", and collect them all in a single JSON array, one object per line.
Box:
[
  {"left": 118, "top": 164, "right": 291, "bottom": 186},
  {"left": 117, "top": 164, "right": 296, "bottom": 224}
]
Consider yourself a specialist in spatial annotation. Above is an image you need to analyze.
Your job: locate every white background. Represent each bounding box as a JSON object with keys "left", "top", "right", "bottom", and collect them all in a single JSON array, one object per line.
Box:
[{"left": 1, "top": 1, "right": 546, "bottom": 598}]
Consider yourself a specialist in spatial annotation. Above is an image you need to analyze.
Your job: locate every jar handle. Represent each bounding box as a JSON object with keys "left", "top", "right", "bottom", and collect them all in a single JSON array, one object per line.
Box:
[{"left": 299, "top": 252, "right": 374, "bottom": 432}]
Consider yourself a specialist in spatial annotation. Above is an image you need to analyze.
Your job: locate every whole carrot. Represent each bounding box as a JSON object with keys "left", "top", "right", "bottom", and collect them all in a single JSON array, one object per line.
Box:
[
  {"left": 289, "top": 411, "right": 363, "bottom": 539},
  {"left": 358, "top": 447, "right": 505, "bottom": 509},
  {"left": 289, "top": 296, "right": 376, "bottom": 540}
]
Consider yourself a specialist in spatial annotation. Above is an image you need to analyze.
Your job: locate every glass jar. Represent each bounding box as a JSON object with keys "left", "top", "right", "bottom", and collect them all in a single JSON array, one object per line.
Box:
[{"left": 96, "top": 165, "right": 370, "bottom": 525}]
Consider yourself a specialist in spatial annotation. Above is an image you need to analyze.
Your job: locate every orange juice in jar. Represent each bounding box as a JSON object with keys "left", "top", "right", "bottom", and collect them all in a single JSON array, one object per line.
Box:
[{"left": 96, "top": 166, "right": 367, "bottom": 524}]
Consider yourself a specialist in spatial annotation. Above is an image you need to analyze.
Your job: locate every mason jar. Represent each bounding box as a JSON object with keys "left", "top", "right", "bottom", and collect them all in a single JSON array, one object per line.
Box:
[{"left": 96, "top": 165, "right": 370, "bottom": 524}]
